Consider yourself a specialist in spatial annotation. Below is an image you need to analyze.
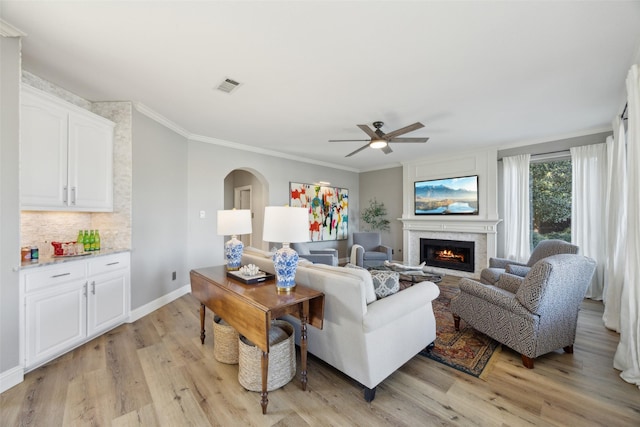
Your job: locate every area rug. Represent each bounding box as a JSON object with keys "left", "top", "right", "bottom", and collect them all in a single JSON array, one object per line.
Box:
[{"left": 416, "top": 280, "right": 501, "bottom": 378}]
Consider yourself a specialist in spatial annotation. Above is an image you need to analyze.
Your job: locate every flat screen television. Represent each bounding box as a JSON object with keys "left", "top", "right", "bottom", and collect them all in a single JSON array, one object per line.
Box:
[{"left": 414, "top": 175, "right": 479, "bottom": 215}]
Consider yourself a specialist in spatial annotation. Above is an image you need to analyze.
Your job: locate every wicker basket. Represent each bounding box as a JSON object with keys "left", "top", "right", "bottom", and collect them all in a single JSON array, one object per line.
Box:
[
  {"left": 213, "top": 316, "right": 239, "bottom": 364},
  {"left": 238, "top": 320, "right": 296, "bottom": 392}
]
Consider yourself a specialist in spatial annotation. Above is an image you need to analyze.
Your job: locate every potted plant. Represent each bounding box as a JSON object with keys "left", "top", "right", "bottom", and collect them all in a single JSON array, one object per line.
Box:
[{"left": 361, "top": 198, "right": 390, "bottom": 232}]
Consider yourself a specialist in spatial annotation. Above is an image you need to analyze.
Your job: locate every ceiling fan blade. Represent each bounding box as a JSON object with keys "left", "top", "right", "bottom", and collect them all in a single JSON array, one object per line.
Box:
[
  {"left": 381, "top": 145, "right": 393, "bottom": 155},
  {"left": 383, "top": 122, "right": 425, "bottom": 139},
  {"left": 357, "top": 124, "right": 379, "bottom": 139},
  {"left": 388, "top": 137, "right": 429, "bottom": 143},
  {"left": 328, "top": 139, "right": 370, "bottom": 142},
  {"left": 345, "top": 143, "right": 371, "bottom": 157}
]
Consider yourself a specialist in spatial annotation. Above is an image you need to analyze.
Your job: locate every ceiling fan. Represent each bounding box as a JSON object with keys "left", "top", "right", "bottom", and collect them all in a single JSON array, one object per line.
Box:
[{"left": 329, "top": 121, "right": 429, "bottom": 157}]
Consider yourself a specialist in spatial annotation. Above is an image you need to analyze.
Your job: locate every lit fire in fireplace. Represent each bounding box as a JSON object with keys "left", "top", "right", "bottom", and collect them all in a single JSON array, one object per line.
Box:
[{"left": 434, "top": 248, "right": 465, "bottom": 263}]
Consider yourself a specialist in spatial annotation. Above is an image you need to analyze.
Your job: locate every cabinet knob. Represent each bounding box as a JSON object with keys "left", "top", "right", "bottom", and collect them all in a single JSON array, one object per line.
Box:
[{"left": 91, "top": 281, "right": 96, "bottom": 295}]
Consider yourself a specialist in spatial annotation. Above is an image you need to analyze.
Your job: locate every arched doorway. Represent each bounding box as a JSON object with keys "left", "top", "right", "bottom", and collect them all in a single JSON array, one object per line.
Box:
[{"left": 223, "top": 168, "right": 269, "bottom": 250}]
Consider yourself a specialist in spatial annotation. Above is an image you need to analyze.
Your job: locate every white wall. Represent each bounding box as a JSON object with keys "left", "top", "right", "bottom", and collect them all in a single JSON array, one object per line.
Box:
[
  {"left": 131, "top": 109, "right": 189, "bottom": 309},
  {"left": 0, "top": 36, "right": 22, "bottom": 377},
  {"left": 187, "top": 140, "right": 359, "bottom": 269},
  {"left": 359, "top": 166, "right": 404, "bottom": 258}
]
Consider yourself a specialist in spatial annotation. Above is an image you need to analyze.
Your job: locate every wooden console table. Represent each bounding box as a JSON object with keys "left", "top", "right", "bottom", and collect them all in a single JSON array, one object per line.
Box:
[{"left": 190, "top": 266, "right": 324, "bottom": 414}]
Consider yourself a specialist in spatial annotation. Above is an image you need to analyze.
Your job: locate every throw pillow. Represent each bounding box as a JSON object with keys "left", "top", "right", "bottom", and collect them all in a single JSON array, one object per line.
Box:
[{"left": 370, "top": 270, "right": 400, "bottom": 299}]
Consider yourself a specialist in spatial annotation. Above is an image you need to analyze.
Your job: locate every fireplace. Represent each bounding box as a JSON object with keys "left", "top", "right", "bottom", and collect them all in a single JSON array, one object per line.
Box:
[{"left": 420, "top": 238, "right": 475, "bottom": 273}]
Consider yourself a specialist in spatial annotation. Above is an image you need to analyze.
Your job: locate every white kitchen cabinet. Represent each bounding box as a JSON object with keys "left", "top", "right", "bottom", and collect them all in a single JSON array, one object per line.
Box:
[
  {"left": 21, "top": 252, "right": 130, "bottom": 370},
  {"left": 86, "top": 253, "right": 130, "bottom": 336},
  {"left": 20, "top": 85, "right": 114, "bottom": 211},
  {"left": 25, "top": 279, "right": 88, "bottom": 369}
]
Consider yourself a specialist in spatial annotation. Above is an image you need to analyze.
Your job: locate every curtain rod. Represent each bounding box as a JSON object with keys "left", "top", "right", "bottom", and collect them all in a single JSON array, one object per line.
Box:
[{"left": 498, "top": 149, "right": 570, "bottom": 161}]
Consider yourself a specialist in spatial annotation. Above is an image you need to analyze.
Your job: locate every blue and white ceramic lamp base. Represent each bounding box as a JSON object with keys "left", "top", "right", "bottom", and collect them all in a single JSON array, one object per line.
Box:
[
  {"left": 273, "top": 243, "right": 298, "bottom": 292},
  {"left": 224, "top": 236, "right": 244, "bottom": 271}
]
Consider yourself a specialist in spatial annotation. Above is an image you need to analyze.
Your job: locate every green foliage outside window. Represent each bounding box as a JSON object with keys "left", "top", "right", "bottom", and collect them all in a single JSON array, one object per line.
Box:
[{"left": 530, "top": 159, "right": 572, "bottom": 246}]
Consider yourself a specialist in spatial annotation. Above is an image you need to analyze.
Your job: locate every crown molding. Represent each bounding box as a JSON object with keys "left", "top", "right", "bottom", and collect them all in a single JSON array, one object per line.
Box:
[
  {"left": 133, "top": 102, "right": 190, "bottom": 138},
  {"left": 0, "top": 20, "right": 26, "bottom": 37},
  {"left": 134, "top": 102, "right": 360, "bottom": 173}
]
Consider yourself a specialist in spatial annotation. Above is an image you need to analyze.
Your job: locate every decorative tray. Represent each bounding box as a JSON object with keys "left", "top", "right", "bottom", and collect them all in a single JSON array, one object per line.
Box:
[{"left": 227, "top": 270, "right": 275, "bottom": 285}]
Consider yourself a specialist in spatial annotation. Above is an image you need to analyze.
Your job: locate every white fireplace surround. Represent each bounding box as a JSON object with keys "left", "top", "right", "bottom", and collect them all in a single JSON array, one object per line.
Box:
[
  {"left": 400, "top": 149, "right": 502, "bottom": 278},
  {"left": 400, "top": 218, "right": 501, "bottom": 278}
]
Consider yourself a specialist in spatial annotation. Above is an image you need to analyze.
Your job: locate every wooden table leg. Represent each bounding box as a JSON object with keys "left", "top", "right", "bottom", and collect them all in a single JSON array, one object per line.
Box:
[
  {"left": 300, "top": 300, "right": 309, "bottom": 391},
  {"left": 199, "top": 303, "right": 206, "bottom": 344},
  {"left": 260, "top": 350, "right": 269, "bottom": 414}
]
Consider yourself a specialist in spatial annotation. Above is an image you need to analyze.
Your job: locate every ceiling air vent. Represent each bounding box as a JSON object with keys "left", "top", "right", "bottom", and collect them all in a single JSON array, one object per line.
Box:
[{"left": 216, "top": 77, "right": 241, "bottom": 94}]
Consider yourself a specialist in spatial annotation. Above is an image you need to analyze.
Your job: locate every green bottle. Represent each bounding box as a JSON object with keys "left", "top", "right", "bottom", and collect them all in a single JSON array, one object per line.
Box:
[
  {"left": 94, "top": 230, "right": 100, "bottom": 251},
  {"left": 84, "top": 230, "right": 90, "bottom": 252},
  {"left": 77, "top": 230, "right": 83, "bottom": 246},
  {"left": 89, "top": 230, "right": 96, "bottom": 251}
]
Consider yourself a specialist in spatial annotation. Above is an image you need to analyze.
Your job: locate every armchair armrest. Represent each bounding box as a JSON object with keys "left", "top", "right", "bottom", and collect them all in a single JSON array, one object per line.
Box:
[
  {"left": 457, "top": 278, "right": 532, "bottom": 316},
  {"left": 377, "top": 245, "right": 392, "bottom": 259},
  {"left": 351, "top": 244, "right": 365, "bottom": 266},
  {"left": 489, "top": 257, "right": 527, "bottom": 269},
  {"left": 505, "top": 264, "right": 531, "bottom": 277},
  {"left": 495, "top": 272, "right": 524, "bottom": 294},
  {"left": 300, "top": 252, "right": 338, "bottom": 266},
  {"left": 363, "top": 281, "right": 439, "bottom": 332}
]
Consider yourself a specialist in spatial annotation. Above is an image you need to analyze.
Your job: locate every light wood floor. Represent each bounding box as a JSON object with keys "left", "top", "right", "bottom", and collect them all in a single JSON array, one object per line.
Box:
[{"left": 2, "top": 276, "right": 639, "bottom": 426}]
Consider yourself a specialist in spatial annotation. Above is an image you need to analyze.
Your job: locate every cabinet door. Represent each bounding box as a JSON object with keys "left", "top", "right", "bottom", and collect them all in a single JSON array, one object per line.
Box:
[
  {"left": 87, "top": 269, "right": 129, "bottom": 337},
  {"left": 25, "top": 280, "right": 87, "bottom": 368},
  {"left": 20, "top": 89, "right": 69, "bottom": 209},
  {"left": 68, "top": 112, "right": 114, "bottom": 211}
]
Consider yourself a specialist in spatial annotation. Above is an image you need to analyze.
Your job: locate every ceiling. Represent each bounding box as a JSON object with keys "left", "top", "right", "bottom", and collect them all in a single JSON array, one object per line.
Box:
[{"left": 2, "top": 1, "right": 640, "bottom": 172}]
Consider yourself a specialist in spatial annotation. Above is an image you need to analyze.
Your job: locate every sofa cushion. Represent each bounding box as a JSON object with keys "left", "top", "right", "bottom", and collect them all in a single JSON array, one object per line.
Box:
[
  {"left": 244, "top": 246, "right": 275, "bottom": 259},
  {"left": 370, "top": 270, "right": 400, "bottom": 299}
]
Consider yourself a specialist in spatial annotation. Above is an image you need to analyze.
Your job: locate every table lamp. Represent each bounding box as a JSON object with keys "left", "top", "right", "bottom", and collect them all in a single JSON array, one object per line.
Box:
[
  {"left": 262, "top": 206, "right": 310, "bottom": 292},
  {"left": 217, "top": 209, "right": 252, "bottom": 270}
]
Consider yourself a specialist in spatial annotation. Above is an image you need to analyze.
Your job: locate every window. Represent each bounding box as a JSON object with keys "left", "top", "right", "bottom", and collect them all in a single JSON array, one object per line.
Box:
[{"left": 530, "top": 157, "right": 572, "bottom": 247}]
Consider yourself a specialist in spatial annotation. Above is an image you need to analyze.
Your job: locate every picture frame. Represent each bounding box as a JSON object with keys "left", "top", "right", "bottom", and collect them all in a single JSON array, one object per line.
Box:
[{"left": 289, "top": 182, "right": 348, "bottom": 241}]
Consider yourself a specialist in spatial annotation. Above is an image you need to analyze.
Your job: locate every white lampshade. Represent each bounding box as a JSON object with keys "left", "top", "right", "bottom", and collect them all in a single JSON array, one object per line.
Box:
[
  {"left": 263, "top": 206, "right": 309, "bottom": 292},
  {"left": 263, "top": 206, "right": 309, "bottom": 243},
  {"left": 217, "top": 209, "right": 252, "bottom": 236}
]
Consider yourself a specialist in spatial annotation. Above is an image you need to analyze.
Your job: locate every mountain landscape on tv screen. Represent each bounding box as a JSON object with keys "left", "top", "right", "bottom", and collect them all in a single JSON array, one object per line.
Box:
[{"left": 415, "top": 184, "right": 478, "bottom": 214}]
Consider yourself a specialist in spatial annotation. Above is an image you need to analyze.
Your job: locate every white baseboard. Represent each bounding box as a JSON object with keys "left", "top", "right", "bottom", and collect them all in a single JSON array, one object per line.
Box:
[
  {"left": 128, "top": 284, "right": 191, "bottom": 323},
  {"left": 0, "top": 365, "right": 24, "bottom": 393}
]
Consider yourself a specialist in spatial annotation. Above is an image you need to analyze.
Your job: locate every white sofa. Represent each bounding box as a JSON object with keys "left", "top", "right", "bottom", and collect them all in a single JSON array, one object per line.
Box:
[{"left": 241, "top": 247, "right": 440, "bottom": 401}]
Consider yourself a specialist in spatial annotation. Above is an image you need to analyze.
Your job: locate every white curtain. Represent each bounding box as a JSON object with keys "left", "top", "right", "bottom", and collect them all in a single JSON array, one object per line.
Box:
[
  {"left": 503, "top": 154, "right": 531, "bottom": 262},
  {"left": 571, "top": 143, "right": 607, "bottom": 300},
  {"left": 614, "top": 64, "right": 640, "bottom": 388},
  {"left": 603, "top": 117, "right": 627, "bottom": 332}
]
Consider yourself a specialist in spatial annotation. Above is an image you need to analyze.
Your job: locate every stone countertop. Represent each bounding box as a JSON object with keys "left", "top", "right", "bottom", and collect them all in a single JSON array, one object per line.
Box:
[{"left": 20, "top": 248, "right": 130, "bottom": 270}]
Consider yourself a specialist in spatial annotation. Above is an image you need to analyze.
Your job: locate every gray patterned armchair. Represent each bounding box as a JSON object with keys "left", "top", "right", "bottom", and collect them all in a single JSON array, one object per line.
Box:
[
  {"left": 451, "top": 254, "right": 596, "bottom": 368},
  {"left": 480, "top": 239, "right": 579, "bottom": 286}
]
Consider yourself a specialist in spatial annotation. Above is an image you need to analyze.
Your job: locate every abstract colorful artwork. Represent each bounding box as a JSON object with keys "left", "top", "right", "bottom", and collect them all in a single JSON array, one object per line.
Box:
[{"left": 289, "top": 182, "right": 348, "bottom": 241}]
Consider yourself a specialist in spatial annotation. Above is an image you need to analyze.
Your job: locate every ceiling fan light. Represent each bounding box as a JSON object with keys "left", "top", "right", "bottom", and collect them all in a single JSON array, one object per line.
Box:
[{"left": 370, "top": 139, "right": 387, "bottom": 149}]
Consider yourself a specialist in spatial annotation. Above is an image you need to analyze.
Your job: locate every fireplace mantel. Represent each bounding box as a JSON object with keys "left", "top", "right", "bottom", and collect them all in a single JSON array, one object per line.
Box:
[
  {"left": 400, "top": 217, "right": 502, "bottom": 278},
  {"left": 400, "top": 217, "right": 502, "bottom": 234}
]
